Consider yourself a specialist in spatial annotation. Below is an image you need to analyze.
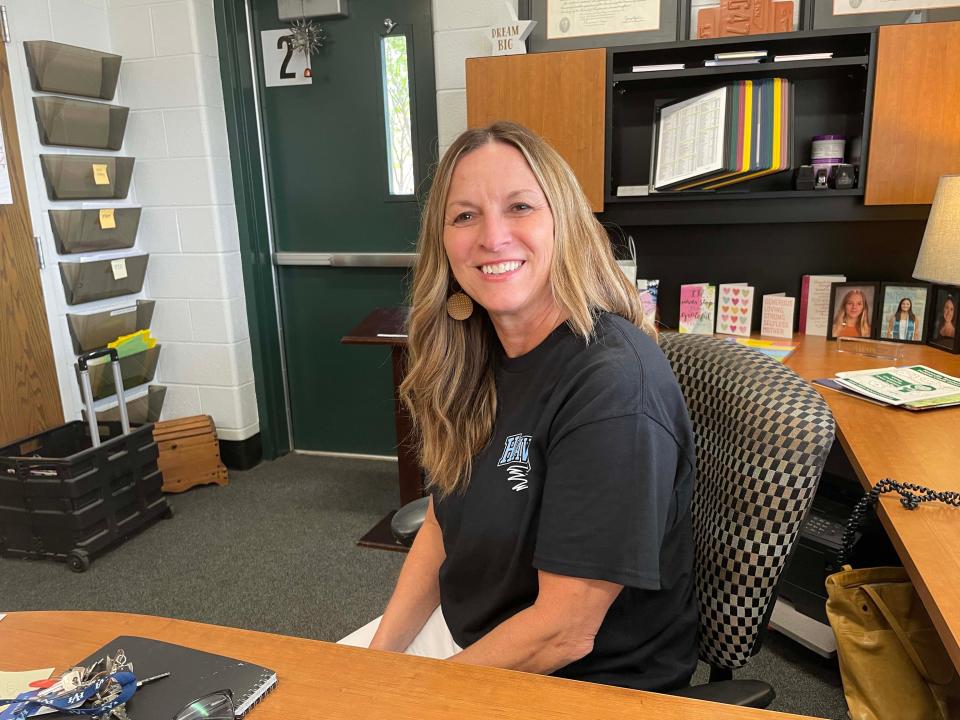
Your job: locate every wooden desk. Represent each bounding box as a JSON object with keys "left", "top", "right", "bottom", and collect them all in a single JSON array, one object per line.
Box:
[
  {"left": 0, "top": 611, "right": 818, "bottom": 719},
  {"left": 785, "top": 336, "right": 960, "bottom": 672}
]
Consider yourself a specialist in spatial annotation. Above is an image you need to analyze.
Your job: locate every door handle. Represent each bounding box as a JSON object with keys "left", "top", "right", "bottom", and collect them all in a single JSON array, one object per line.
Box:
[{"left": 274, "top": 252, "right": 417, "bottom": 267}]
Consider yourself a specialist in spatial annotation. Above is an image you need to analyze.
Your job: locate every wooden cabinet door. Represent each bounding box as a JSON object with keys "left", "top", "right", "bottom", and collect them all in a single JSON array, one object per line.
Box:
[
  {"left": 466, "top": 49, "right": 606, "bottom": 212},
  {"left": 866, "top": 21, "right": 960, "bottom": 205},
  {"left": 0, "top": 40, "right": 63, "bottom": 444}
]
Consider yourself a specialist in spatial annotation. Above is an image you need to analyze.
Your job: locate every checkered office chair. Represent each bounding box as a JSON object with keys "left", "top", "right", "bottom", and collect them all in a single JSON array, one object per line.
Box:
[
  {"left": 659, "top": 333, "right": 835, "bottom": 708},
  {"left": 391, "top": 332, "right": 835, "bottom": 707}
]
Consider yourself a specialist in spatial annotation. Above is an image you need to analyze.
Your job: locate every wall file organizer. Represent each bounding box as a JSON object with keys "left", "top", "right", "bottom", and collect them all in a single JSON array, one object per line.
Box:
[
  {"left": 82, "top": 385, "right": 166, "bottom": 425},
  {"left": 24, "top": 40, "right": 121, "bottom": 100},
  {"left": 50, "top": 208, "right": 141, "bottom": 254},
  {"left": 40, "top": 154, "right": 134, "bottom": 200},
  {"left": 34, "top": 97, "right": 129, "bottom": 151},
  {"left": 74, "top": 345, "right": 161, "bottom": 401},
  {"left": 59, "top": 254, "right": 149, "bottom": 305},
  {"left": 66, "top": 300, "right": 155, "bottom": 354}
]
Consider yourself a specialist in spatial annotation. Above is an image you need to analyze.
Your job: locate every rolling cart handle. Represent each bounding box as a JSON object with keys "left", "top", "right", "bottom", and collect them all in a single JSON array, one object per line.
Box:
[{"left": 77, "top": 348, "right": 131, "bottom": 445}]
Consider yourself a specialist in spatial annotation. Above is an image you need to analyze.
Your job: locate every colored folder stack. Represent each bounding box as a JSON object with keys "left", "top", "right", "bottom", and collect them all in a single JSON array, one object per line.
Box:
[{"left": 653, "top": 77, "right": 793, "bottom": 192}]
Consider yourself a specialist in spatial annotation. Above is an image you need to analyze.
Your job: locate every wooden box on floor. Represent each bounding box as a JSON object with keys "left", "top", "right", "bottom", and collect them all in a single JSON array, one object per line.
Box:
[{"left": 153, "top": 415, "right": 228, "bottom": 493}]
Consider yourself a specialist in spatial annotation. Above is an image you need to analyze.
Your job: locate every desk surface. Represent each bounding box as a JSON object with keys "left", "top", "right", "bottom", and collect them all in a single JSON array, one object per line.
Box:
[
  {"left": 0, "top": 612, "right": 818, "bottom": 719},
  {"left": 785, "top": 336, "right": 960, "bottom": 671}
]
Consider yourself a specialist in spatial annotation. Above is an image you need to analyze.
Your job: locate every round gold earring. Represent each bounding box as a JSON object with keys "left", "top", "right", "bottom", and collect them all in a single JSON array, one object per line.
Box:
[{"left": 446, "top": 292, "right": 474, "bottom": 321}]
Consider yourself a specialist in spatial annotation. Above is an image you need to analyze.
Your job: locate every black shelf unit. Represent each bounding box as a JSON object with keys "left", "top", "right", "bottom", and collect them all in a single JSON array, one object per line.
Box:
[{"left": 603, "top": 28, "right": 888, "bottom": 224}]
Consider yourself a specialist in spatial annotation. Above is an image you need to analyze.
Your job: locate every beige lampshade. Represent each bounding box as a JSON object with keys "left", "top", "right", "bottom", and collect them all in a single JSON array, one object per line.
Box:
[{"left": 914, "top": 175, "right": 960, "bottom": 285}]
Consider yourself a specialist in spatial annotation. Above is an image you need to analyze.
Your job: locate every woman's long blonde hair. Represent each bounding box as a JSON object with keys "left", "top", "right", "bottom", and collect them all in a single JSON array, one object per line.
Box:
[{"left": 400, "top": 122, "right": 654, "bottom": 497}]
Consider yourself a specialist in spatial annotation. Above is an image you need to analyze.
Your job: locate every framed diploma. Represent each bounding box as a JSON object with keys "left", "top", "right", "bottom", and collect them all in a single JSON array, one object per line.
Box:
[
  {"left": 519, "top": 0, "right": 682, "bottom": 51},
  {"left": 808, "top": 0, "right": 960, "bottom": 28}
]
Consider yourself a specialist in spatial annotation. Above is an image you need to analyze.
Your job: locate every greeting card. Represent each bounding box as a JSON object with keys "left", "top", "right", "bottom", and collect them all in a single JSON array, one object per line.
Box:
[
  {"left": 637, "top": 278, "right": 660, "bottom": 322},
  {"left": 716, "top": 283, "right": 755, "bottom": 336},
  {"left": 679, "top": 283, "right": 716, "bottom": 334},
  {"left": 761, "top": 294, "right": 796, "bottom": 339}
]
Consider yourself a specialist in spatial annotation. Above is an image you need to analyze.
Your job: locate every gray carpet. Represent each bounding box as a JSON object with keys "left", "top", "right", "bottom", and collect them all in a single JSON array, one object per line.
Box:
[{"left": 2, "top": 453, "right": 847, "bottom": 718}]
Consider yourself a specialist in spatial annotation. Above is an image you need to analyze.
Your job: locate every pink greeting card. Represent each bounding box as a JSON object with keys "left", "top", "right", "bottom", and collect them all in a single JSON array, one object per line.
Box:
[{"left": 679, "top": 283, "right": 716, "bottom": 334}]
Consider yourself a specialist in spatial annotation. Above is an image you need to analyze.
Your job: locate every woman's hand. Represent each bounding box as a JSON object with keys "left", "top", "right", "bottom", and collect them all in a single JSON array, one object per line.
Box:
[
  {"left": 448, "top": 570, "right": 622, "bottom": 674},
  {"left": 368, "top": 497, "right": 446, "bottom": 652}
]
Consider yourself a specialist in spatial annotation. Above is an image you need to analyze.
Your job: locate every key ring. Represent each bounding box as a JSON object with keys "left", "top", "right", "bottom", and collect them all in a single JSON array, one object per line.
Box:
[{"left": 0, "top": 672, "right": 136, "bottom": 720}]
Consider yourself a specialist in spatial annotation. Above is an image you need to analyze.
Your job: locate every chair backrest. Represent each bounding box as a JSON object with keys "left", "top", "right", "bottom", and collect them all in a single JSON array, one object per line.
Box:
[{"left": 658, "top": 333, "right": 835, "bottom": 671}]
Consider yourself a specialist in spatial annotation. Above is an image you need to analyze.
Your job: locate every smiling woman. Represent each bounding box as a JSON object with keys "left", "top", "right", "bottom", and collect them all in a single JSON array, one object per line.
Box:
[{"left": 339, "top": 122, "right": 698, "bottom": 696}]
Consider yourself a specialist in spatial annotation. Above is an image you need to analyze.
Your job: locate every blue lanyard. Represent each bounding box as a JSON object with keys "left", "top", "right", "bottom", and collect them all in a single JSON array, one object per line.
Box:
[{"left": 0, "top": 672, "right": 136, "bottom": 720}]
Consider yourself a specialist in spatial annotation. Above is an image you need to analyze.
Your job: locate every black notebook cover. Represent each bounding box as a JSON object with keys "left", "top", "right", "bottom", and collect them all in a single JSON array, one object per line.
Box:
[{"left": 61, "top": 635, "right": 277, "bottom": 718}]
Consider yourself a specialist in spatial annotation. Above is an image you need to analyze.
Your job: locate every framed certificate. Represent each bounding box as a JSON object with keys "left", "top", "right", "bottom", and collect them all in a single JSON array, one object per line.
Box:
[
  {"left": 808, "top": 0, "right": 960, "bottom": 28},
  {"left": 519, "top": 0, "right": 682, "bottom": 51}
]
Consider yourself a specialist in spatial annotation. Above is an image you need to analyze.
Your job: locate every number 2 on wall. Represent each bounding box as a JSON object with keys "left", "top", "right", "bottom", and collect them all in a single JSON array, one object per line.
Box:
[{"left": 277, "top": 35, "right": 295, "bottom": 79}]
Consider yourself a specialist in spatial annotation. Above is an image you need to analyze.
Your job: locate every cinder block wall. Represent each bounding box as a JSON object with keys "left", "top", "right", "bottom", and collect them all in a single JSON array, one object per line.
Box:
[
  {"left": 7, "top": 0, "right": 258, "bottom": 443},
  {"left": 431, "top": 0, "right": 518, "bottom": 156}
]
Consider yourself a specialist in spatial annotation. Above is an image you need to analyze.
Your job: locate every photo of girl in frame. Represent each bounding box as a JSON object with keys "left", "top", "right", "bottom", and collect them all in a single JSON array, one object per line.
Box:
[
  {"left": 828, "top": 283, "right": 878, "bottom": 340},
  {"left": 929, "top": 285, "right": 959, "bottom": 353},
  {"left": 878, "top": 283, "right": 929, "bottom": 344}
]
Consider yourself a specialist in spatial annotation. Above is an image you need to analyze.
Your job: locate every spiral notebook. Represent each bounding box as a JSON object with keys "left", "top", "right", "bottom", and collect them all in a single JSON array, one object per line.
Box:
[{"left": 68, "top": 636, "right": 277, "bottom": 718}]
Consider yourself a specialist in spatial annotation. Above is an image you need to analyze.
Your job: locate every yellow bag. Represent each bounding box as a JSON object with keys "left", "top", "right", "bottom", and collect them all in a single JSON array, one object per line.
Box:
[{"left": 825, "top": 565, "right": 960, "bottom": 720}]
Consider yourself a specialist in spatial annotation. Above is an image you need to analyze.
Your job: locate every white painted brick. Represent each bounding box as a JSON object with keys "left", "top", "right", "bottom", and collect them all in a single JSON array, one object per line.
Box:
[
  {"left": 136, "top": 207, "right": 181, "bottom": 253},
  {"left": 147, "top": 253, "right": 242, "bottom": 299},
  {"left": 217, "top": 422, "right": 259, "bottom": 442},
  {"left": 109, "top": 0, "right": 184, "bottom": 7},
  {"left": 6, "top": 0, "right": 53, "bottom": 42},
  {"left": 157, "top": 383, "right": 202, "bottom": 421},
  {"left": 50, "top": 0, "right": 111, "bottom": 51},
  {"left": 434, "top": 30, "right": 487, "bottom": 90},
  {"left": 191, "top": 0, "right": 219, "bottom": 58},
  {"left": 133, "top": 157, "right": 232, "bottom": 205},
  {"left": 119, "top": 56, "right": 203, "bottom": 109},
  {"left": 123, "top": 110, "right": 167, "bottom": 158},
  {"left": 189, "top": 298, "right": 249, "bottom": 343},
  {"left": 151, "top": 2, "right": 194, "bottom": 56},
  {"left": 199, "top": 381, "right": 258, "bottom": 429},
  {"left": 163, "top": 108, "right": 206, "bottom": 157},
  {"left": 205, "top": 107, "right": 230, "bottom": 157},
  {"left": 159, "top": 340, "right": 253, "bottom": 386},
  {"left": 108, "top": 6, "right": 155, "bottom": 59},
  {"left": 433, "top": 0, "right": 518, "bottom": 31},
  {"left": 163, "top": 107, "right": 228, "bottom": 158},
  {"left": 437, "top": 89, "right": 467, "bottom": 147},
  {"left": 178, "top": 205, "right": 239, "bottom": 253},
  {"left": 198, "top": 54, "right": 224, "bottom": 108},
  {"left": 151, "top": 299, "right": 193, "bottom": 342}
]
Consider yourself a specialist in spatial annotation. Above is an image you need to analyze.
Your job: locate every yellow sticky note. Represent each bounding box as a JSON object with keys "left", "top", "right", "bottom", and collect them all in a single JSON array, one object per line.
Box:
[
  {"left": 111, "top": 258, "right": 127, "bottom": 280},
  {"left": 99, "top": 208, "right": 116, "bottom": 229},
  {"left": 92, "top": 163, "right": 110, "bottom": 186}
]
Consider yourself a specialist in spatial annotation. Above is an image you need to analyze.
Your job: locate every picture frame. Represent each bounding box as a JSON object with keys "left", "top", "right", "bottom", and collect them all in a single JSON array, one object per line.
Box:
[
  {"left": 877, "top": 282, "right": 930, "bottom": 344},
  {"left": 927, "top": 284, "right": 960, "bottom": 353},
  {"left": 806, "top": 0, "right": 960, "bottom": 31},
  {"left": 826, "top": 281, "right": 879, "bottom": 341},
  {"left": 519, "top": 0, "right": 682, "bottom": 52}
]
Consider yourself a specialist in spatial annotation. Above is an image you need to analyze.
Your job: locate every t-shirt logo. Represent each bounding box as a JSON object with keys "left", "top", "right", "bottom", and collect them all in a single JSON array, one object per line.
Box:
[{"left": 497, "top": 433, "right": 532, "bottom": 492}]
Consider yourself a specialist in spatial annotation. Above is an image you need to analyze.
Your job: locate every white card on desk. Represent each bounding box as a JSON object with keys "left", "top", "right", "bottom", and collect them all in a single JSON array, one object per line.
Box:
[{"left": 762, "top": 294, "right": 796, "bottom": 339}]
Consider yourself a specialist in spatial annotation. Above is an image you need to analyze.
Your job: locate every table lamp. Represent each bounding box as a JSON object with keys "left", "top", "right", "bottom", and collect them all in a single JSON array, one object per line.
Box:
[{"left": 913, "top": 175, "right": 960, "bottom": 352}]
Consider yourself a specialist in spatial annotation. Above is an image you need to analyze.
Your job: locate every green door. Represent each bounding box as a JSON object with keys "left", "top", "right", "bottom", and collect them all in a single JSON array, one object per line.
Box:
[{"left": 248, "top": 0, "right": 437, "bottom": 453}]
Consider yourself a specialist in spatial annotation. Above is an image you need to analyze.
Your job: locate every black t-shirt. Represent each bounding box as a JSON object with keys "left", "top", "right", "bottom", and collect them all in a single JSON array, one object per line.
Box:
[{"left": 433, "top": 313, "right": 699, "bottom": 692}]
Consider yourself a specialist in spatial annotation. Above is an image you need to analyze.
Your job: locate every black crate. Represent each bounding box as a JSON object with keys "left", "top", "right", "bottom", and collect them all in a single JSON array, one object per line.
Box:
[{"left": 0, "top": 420, "right": 170, "bottom": 571}]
